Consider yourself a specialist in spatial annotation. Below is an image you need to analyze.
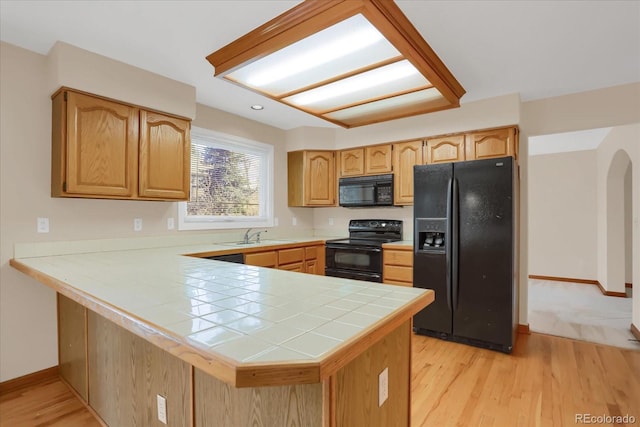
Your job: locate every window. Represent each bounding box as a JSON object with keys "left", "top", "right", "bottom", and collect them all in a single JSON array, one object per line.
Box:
[{"left": 178, "top": 128, "right": 274, "bottom": 230}]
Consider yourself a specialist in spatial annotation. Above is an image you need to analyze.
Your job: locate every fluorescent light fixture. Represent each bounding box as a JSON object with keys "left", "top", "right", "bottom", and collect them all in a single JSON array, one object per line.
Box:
[{"left": 207, "top": 0, "right": 465, "bottom": 128}]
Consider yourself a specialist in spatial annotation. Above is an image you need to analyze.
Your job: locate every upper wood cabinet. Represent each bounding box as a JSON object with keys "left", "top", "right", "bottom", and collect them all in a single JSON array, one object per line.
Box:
[
  {"left": 51, "top": 88, "right": 191, "bottom": 201},
  {"left": 138, "top": 111, "right": 190, "bottom": 199},
  {"left": 339, "top": 144, "right": 392, "bottom": 177},
  {"left": 364, "top": 144, "right": 392, "bottom": 175},
  {"left": 339, "top": 148, "right": 364, "bottom": 177},
  {"left": 425, "top": 135, "right": 465, "bottom": 164},
  {"left": 392, "top": 140, "right": 423, "bottom": 205},
  {"left": 466, "top": 127, "right": 517, "bottom": 161},
  {"left": 288, "top": 150, "right": 336, "bottom": 206}
]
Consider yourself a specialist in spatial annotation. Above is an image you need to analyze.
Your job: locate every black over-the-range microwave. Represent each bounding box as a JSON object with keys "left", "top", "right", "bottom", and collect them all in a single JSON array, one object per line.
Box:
[{"left": 338, "top": 174, "right": 394, "bottom": 207}]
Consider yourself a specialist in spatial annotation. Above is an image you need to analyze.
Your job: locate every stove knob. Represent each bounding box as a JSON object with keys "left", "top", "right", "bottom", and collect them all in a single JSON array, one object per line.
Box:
[{"left": 369, "top": 221, "right": 378, "bottom": 227}]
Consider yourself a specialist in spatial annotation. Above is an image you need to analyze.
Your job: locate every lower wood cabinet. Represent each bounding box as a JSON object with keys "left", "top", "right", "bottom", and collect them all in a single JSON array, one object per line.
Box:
[
  {"left": 383, "top": 246, "right": 413, "bottom": 286},
  {"left": 244, "top": 244, "right": 325, "bottom": 275}
]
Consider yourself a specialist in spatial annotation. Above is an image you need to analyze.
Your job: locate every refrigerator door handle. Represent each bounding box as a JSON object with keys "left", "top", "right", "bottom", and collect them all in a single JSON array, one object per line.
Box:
[
  {"left": 445, "top": 178, "right": 453, "bottom": 313},
  {"left": 452, "top": 178, "right": 460, "bottom": 311}
]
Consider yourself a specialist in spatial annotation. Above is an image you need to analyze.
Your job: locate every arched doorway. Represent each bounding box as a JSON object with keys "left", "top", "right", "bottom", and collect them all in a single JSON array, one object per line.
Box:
[{"left": 605, "top": 149, "right": 632, "bottom": 294}]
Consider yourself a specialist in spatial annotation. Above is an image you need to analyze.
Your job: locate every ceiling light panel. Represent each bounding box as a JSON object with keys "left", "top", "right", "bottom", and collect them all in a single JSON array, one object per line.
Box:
[
  {"left": 207, "top": 0, "right": 465, "bottom": 128},
  {"left": 325, "top": 88, "right": 447, "bottom": 125},
  {"left": 226, "top": 14, "right": 400, "bottom": 97},
  {"left": 283, "top": 60, "right": 430, "bottom": 112}
]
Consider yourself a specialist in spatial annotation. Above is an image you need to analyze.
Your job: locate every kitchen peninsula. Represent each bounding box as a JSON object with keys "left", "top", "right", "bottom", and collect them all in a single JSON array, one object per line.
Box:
[{"left": 10, "top": 238, "right": 433, "bottom": 427}]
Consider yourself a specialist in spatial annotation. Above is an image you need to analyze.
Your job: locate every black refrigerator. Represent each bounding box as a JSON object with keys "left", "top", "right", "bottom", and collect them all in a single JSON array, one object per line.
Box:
[{"left": 413, "top": 156, "right": 517, "bottom": 353}]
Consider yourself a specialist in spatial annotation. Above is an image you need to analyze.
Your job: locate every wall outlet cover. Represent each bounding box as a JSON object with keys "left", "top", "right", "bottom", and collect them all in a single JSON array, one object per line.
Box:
[
  {"left": 379, "top": 367, "right": 389, "bottom": 407},
  {"left": 134, "top": 218, "right": 143, "bottom": 232},
  {"left": 167, "top": 217, "right": 175, "bottom": 230},
  {"left": 36, "top": 217, "right": 49, "bottom": 233},
  {"left": 157, "top": 394, "right": 167, "bottom": 424}
]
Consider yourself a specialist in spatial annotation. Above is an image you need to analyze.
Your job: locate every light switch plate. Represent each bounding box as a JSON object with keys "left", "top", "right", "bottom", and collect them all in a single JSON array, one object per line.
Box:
[
  {"left": 379, "top": 367, "right": 389, "bottom": 407},
  {"left": 292, "top": 217, "right": 297, "bottom": 226},
  {"left": 167, "top": 217, "right": 175, "bottom": 230},
  {"left": 328, "top": 217, "right": 334, "bottom": 226}
]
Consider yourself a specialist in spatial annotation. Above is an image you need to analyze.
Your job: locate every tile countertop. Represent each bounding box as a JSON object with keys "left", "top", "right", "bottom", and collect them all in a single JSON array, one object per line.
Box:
[{"left": 10, "top": 240, "right": 433, "bottom": 388}]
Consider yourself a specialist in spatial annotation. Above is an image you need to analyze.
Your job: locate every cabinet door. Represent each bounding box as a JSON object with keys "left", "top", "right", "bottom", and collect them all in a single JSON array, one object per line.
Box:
[
  {"left": 392, "top": 141, "right": 423, "bottom": 205},
  {"left": 304, "top": 151, "right": 336, "bottom": 206},
  {"left": 425, "top": 135, "right": 465, "bottom": 164},
  {"left": 340, "top": 148, "right": 364, "bottom": 177},
  {"left": 304, "top": 245, "right": 325, "bottom": 275},
  {"left": 65, "top": 91, "right": 138, "bottom": 197},
  {"left": 365, "top": 144, "right": 392, "bottom": 175},
  {"left": 465, "top": 127, "right": 516, "bottom": 160},
  {"left": 139, "top": 111, "right": 190, "bottom": 200}
]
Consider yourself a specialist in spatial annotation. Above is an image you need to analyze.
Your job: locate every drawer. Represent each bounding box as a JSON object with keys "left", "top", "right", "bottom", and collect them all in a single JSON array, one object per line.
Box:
[
  {"left": 383, "top": 265, "right": 413, "bottom": 284},
  {"left": 383, "top": 249, "right": 413, "bottom": 267},
  {"left": 278, "top": 248, "right": 304, "bottom": 265},
  {"left": 245, "top": 251, "right": 277, "bottom": 267},
  {"left": 305, "top": 246, "right": 318, "bottom": 260}
]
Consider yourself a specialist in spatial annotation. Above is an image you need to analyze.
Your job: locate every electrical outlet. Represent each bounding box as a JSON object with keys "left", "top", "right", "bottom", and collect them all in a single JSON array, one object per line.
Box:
[
  {"left": 292, "top": 217, "right": 297, "bottom": 226},
  {"left": 37, "top": 217, "right": 49, "bottom": 233},
  {"left": 167, "top": 217, "right": 175, "bottom": 230},
  {"left": 157, "top": 394, "right": 167, "bottom": 424},
  {"left": 328, "top": 217, "right": 334, "bottom": 226},
  {"left": 274, "top": 217, "right": 279, "bottom": 226},
  {"left": 134, "top": 218, "right": 142, "bottom": 232},
  {"left": 378, "top": 367, "right": 389, "bottom": 407}
]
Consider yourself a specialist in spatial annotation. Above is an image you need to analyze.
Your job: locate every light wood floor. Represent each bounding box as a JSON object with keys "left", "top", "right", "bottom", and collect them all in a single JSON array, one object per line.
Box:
[{"left": 2, "top": 333, "right": 638, "bottom": 427}]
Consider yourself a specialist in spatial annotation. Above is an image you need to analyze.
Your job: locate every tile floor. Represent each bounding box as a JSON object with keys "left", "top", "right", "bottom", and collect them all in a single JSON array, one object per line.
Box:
[{"left": 528, "top": 278, "right": 639, "bottom": 350}]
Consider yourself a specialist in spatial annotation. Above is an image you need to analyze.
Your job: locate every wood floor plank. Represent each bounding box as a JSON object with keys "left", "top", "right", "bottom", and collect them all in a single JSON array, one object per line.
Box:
[
  {"left": 411, "top": 333, "right": 640, "bottom": 427},
  {"left": 2, "top": 332, "right": 638, "bottom": 427}
]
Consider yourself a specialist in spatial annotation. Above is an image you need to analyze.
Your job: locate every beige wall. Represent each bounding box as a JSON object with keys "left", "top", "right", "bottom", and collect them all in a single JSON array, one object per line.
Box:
[
  {"left": 528, "top": 150, "right": 598, "bottom": 279},
  {"left": 0, "top": 42, "right": 311, "bottom": 382},
  {"left": 521, "top": 84, "right": 640, "bottom": 330},
  {"left": 625, "top": 165, "right": 633, "bottom": 284},
  {"left": 596, "top": 125, "right": 639, "bottom": 299}
]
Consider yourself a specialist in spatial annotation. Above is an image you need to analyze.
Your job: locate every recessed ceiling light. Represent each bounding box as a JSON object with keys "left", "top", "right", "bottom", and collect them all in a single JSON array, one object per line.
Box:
[
  {"left": 251, "top": 104, "right": 264, "bottom": 110},
  {"left": 207, "top": 0, "right": 465, "bottom": 128}
]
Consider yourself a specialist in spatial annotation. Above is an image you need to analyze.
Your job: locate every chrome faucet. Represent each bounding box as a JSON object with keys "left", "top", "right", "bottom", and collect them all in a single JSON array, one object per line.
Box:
[{"left": 243, "top": 228, "right": 267, "bottom": 244}]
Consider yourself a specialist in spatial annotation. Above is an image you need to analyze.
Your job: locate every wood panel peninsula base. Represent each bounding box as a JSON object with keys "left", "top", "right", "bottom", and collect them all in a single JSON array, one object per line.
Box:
[
  {"left": 61, "top": 295, "right": 414, "bottom": 427},
  {"left": 10, "top": 243, "right": 432, "bottom": 427}
]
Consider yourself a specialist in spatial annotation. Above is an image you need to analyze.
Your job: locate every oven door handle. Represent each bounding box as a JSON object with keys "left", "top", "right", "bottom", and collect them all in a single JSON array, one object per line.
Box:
[{"left": 326, "top": 246, "right": 381, "bottom": 252}]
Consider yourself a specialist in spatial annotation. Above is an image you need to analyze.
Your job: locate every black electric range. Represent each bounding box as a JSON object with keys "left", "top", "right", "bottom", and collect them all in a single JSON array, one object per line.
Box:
[{"left": 325, "top": 219, "right": 403, "bottom": 282}]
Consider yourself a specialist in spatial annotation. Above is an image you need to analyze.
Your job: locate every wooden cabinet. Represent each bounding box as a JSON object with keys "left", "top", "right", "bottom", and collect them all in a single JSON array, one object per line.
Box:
[
  {"left": 339, "top": 144, "right": 392, "bottom": 177},
  {"left": 466, "top": 127, "right": 517, "bottom": 161},
  {"left": 278, "top": 248, "right": 304, "bottom": 271},
  {"left": 383, "top": 246, "right": 413, "bottom": 286},
  {"left": 339, "top": 148, "right": 364, "bottom": 177},
  {"left": 138, "top": 110, "right": 190, "bottom": 199},
  {"left": 364, "top": 144, "right": 392, "bottom": 175},
  {"left": 288, "top": 151, "right": 336, "bottom": 206},
  {"left": 51, "top": 88, "right": 190, "bottom": 201},
  {"left": 244, "top": 244, "right": 325, "bottom": 275},
  {"left": 425, "top": 135, "right": 465, "bottom": 164},
  {"left": 392, "top": 140, "right": 423, "bottom": 205},
  {"left": 304, "top": 245, "right": 325, "bottom": 275}
]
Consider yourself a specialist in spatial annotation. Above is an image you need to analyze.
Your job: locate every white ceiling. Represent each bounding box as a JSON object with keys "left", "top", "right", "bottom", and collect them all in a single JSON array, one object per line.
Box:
[{"left": 1, "top": 0, "right": 639, "bottom": 131}]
